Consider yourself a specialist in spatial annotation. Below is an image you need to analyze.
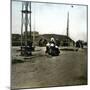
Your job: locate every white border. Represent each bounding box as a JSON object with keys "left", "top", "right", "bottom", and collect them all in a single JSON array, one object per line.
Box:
[{"left": 0, "top": 0, "right": 89, "bottom": 90}]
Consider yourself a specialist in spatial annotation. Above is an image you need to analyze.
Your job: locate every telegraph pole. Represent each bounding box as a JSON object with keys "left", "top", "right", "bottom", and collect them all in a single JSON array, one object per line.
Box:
[
  {"left": 66, "top": 5, "right": 74, "bottom": 46},
  {"left": 24, "top": 2, "right": 28, "bottom": 48},
  {"left": 66, "top": 12, "right": 69, "bottom": 46},
  {"left": 33, "top": 5, "right": 36, "bottom": 47},
  {"left": 67, "top": 12, "right": 69, "bottom": 38},
  {"left": 29, "top": 2, "right": 32, "bottom": 41},
  {"left": 21, "top": 2, "right": 24, "bottom": 54}
]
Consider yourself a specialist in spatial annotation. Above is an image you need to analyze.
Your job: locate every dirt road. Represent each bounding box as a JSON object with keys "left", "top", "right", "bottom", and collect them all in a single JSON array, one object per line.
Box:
[{"left": 11, "top": 47, "right": 87, "bottom": 89}]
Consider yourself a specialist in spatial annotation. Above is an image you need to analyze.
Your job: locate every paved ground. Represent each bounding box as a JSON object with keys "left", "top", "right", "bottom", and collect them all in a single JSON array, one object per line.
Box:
[{"left": 11, "top": 46, "right": 87, "bottom": 89}]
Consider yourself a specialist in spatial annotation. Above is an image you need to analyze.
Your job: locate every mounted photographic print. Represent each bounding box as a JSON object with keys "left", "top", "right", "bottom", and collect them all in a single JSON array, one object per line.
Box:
[{"left": 11, "top": 0, "right": 88, "bottom": 89}]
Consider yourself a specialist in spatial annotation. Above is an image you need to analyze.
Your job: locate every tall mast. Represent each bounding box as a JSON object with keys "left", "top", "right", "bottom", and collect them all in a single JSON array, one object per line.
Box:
[
  {"left": 29, "top": 2, "right": 32, "bottom": 41},
  {"left": 67, "top": 12, "right": 69, "bottom": 37},
  {"left": 21, "top": 1, "right": 32, "bottom": 56},
  {"left": 21, "top": 2, "right": 24, "bottom": 53},
  {"left": 24, "top": 2, "right": 28, "bottom": 47},
  {"left": 33, "top": 5, "right": 36, "bottom": 47}
]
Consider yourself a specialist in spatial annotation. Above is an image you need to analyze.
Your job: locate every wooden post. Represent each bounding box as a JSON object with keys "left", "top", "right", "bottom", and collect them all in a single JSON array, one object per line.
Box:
[
  {"left": 25, "top": 2, "right": 28, "bottom": 48},
  {"left": 29, "top": 2, "right": 32, "bottom": 41},
  {"left": 21, "top": 2, "right": 24, "bottom": 55}
]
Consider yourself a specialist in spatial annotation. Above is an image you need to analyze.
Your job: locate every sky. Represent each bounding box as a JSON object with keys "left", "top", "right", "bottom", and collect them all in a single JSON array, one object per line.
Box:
[{"left": 12, "top": 1, "right": 87, "bottom": 42}]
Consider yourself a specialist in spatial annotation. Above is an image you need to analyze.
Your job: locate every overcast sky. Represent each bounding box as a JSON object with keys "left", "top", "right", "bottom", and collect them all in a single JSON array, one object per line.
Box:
[{"left": 12, "top": 1, "right": 87, "bottom": 42}]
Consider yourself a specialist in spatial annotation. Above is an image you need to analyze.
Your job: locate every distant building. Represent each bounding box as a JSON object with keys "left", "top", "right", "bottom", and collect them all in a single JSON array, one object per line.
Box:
[
  {"left": 12, "top": 33, "right": 75, "bottom": 47},
  {"left": 23, "top": 31, "right": 39, "bottom": 37},
  {"left": 38, "top": 34, "right": 75, "bottom": 47}
]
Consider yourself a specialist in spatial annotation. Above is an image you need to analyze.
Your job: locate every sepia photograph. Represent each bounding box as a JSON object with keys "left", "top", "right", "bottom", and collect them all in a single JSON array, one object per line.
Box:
[{"left": 11, "top": 0, "right": 88, "bottom": 89}]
